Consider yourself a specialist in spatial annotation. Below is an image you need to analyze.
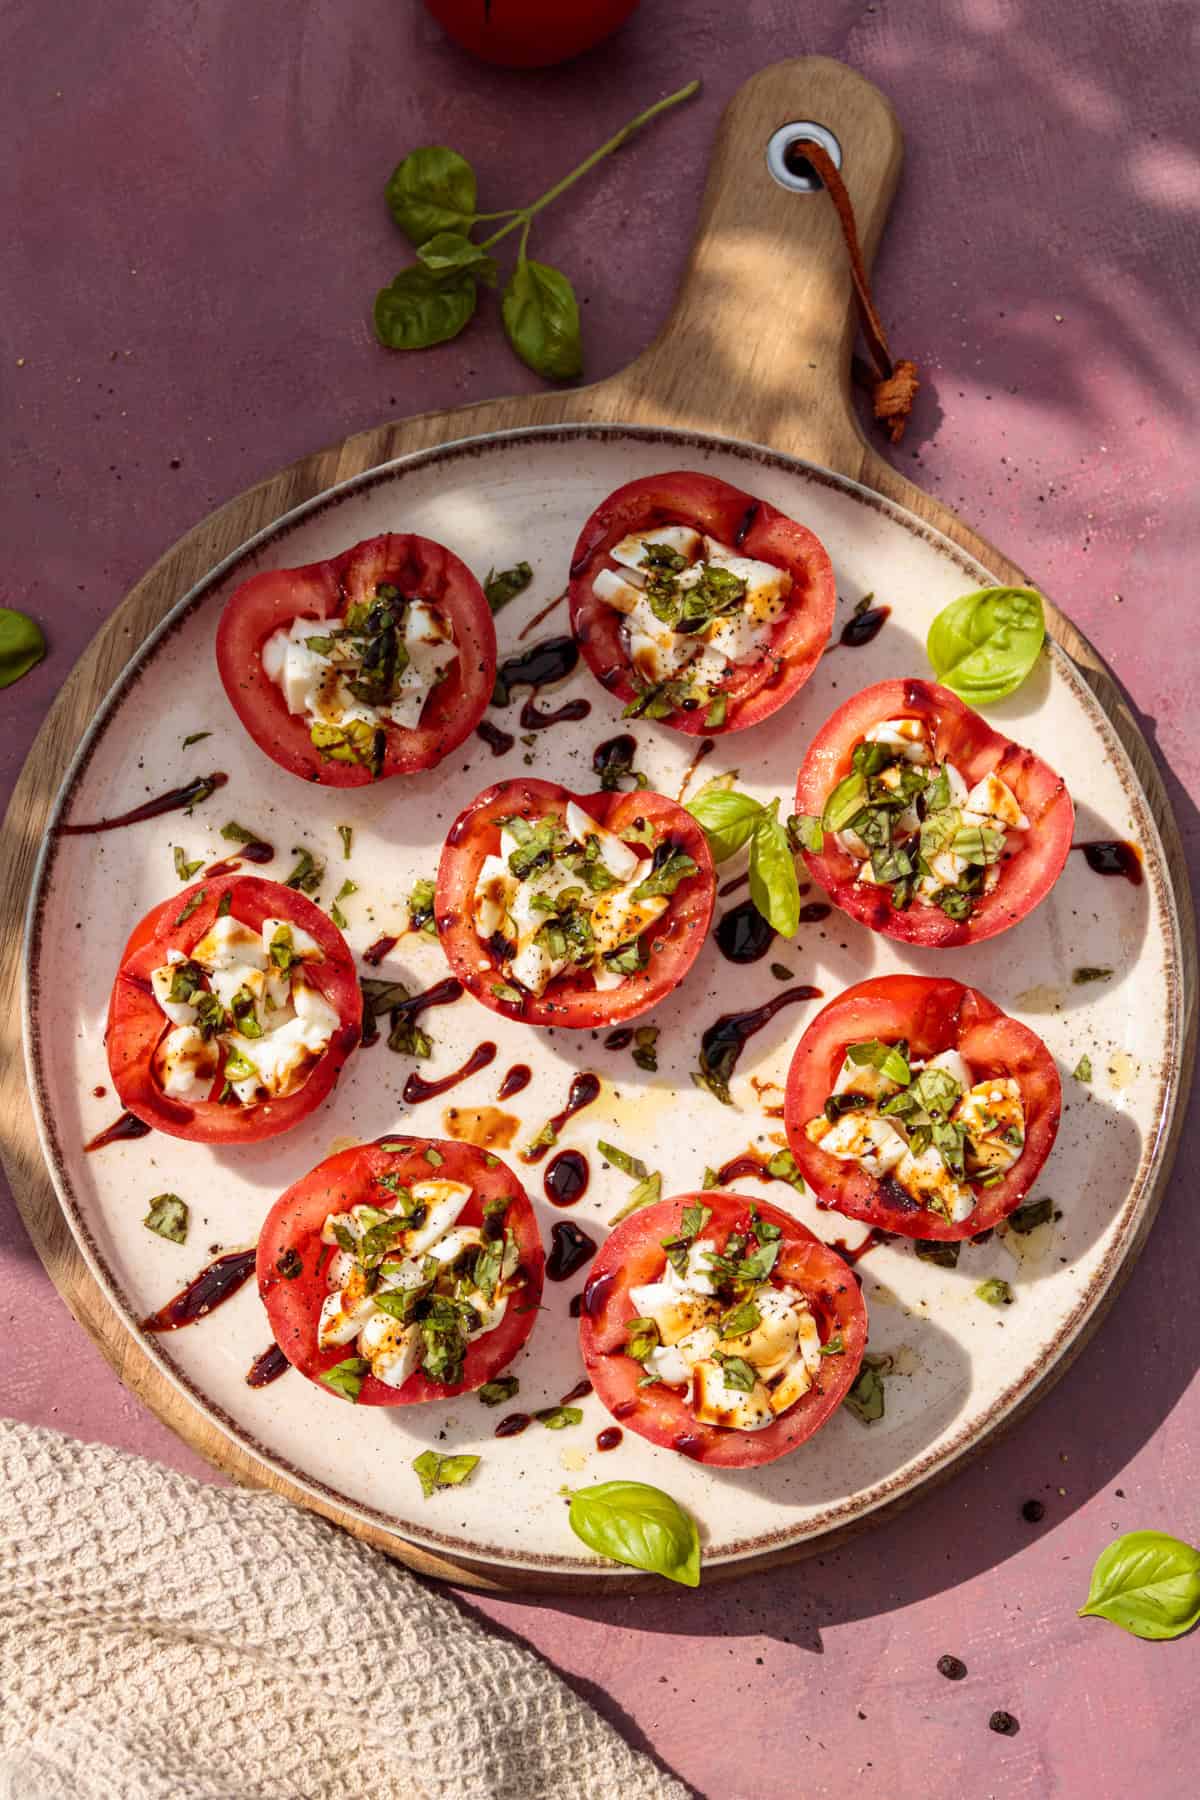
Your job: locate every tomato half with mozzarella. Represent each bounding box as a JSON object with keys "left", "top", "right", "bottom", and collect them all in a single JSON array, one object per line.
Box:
[
  {"left": 216, "top": 533, "right": 497, "bottom": 785},
  {"left": 579, "top": 1193, "right": 867, "bottom": 1468},
  {"left": 784, "top": 975, "right": 1062, "bottom": 1241},
  {"left": 568, "top": 471, "right": 836, "bottom": 736},
  {"left": 794, "top": 678, "right": 1073, "bottom": 945},
  {"left": 436, "top": 777, "right": 716, "bottom": 1027},
  {"left": 106, "top": 875, "right": 361, "bottom": 1143},
  {"left": 257, "top": 1136, "right": 544, "bottom": 1406}
]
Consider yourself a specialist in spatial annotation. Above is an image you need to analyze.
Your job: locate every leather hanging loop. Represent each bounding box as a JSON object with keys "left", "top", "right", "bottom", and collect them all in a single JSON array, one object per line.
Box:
[{"left": 799, "top": 138, "right": 920, "bottom": 445}]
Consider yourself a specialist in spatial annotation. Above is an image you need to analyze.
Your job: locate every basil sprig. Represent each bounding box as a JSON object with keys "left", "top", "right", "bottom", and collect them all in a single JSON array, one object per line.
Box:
[
  {"left": 686, "top": 788, "right": 800, "bottom": 937},
  {"left": 1079, "top": 1531, "right": 1200, "bottom": 1640},
  {"left": 927, "top": 585, "right": 1045, "bottom": 704},
  {"left": 568, "top": 1480, "right": 701, "bottom": 1586},
  {"left": 376, "top": 82, "right": 699, "bottom": 379}
]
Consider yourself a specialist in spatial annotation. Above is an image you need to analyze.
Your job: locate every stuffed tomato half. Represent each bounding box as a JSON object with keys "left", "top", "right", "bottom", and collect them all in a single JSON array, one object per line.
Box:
[
  {"left": 580, "top": 1193, "right": 867, "bottom": 1467},
  {"left": 216, "top": 532, "right": 497, "bottom": 784},
  {"left": 258, "top": 1136, "right": 544, "bottom": 1405},
  {"left": 568, "top": 471, "right": 836, "bottom": 735},
  {"left": 793, "top": 678, "right": 1073, "bottom": 946},
  {"left": 436, "top": 778, "right": 715, "bottom": 1027},
  {"left": 785, "top": 976, "right": 1061, "bottom": 1242},
  {"left": 106, "top": 875, "right": 360, "bottom": 1143}
]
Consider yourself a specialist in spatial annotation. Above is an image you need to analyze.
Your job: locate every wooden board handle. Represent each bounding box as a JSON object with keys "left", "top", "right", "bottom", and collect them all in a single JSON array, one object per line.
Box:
[{"left": 589, "top": 58, "right": 903, "bottom": 478}]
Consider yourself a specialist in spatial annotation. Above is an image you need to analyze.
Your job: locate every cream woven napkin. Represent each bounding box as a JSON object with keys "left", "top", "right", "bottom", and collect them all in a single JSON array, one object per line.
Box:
[{"left": 0, "top": 1418, "right": 687, "bottom": 1800}]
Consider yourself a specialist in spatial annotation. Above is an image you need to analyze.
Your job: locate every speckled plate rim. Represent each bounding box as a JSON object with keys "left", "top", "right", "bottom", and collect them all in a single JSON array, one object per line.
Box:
[{"left": 20, "top": 421, "right": 1192, "bottom": 1573}]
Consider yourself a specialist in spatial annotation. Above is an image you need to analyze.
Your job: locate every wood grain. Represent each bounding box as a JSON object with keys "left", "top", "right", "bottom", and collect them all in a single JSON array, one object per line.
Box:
[{"left": 1, "top": 57, "right": 1194, "bottom": 1592}]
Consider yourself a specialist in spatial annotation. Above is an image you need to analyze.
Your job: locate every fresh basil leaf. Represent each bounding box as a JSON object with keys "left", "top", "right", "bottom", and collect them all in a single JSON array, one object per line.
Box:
[
  {"left": 386, "top": 146, "right": 477, "bottom": 244},
  {"left": 0, "top": 607, "right": 46, "bottom": 688},
  {"left": 632, "top": 847, "right": 697, "bottom": 901},
  {"left": 321, "top": 1356, "right": 370, "bottom": 1403},
  {"left": 1009, "top": 1197, "right": 1054, "bottom": 1234},
  {"left": 567, "top": 1479, "right": 701, "bottom": 1586},
  {"left": 685, "top": 789, "right": 763, "bottom": 863},
  {"left": 749, "top": 800, "right": 800, "bottom": 939},
  {"left": 915, "top": 1238, "right": 961, "bottom": 1269},
  {"left": 478, "top": 1376, "right": 519, "bottom": 1407},
  {"left": 412, "top": 1449, "right": 481, "bottom": 1498},
  {"left": 285, "top": 845, "right": 324, "bottom": 894},
  {"left": 483, "top": 561, "right": 534, "bottom": 614},
  {"left": 375, "top": 266, "right": 478, "bottom": 351},
  {"left": 1073, "top": 965, "right": 1114, "bottom": 986},
  {"left": 417, "top": 230, "right": 497, "bottom": 285},
  {"left": 713, "top": 1353, "right": 757, "bottom": 1392},
  {"left": 597, "top": 1141, "right": 648, "bottom": 1180},
  {"left": 502, "top": 259, "right": 582, "bottom": 380},
  {"left": 927, "top": 585, "right": 1045, "bottom": 705},
  {"left": 143, "top": 1193, "right": 188, "bottom": 1244},
  {"left": 822, "top": 771, "right": 869, "bottom": 834},
  {"left": 846, "top": 1038, "right": 911, "bottom": 1086},
  {"left": 535, "top": 1405, "right": 583, "bottom": 1431},
  {"left": 975, "top": 1277, "right": 1014, "bottom": 1306},
  {"left": 718, "top": 1298, "right": 761, "bottom": 1339},
  {"left": 1079, "top": 1530, "right": 1200, "bottom": 1640}
]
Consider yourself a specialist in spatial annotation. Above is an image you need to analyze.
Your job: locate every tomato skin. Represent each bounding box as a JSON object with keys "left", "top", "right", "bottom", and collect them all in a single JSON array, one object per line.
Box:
[
  {"left": 215, "top": 533, "right": 497, "bottom": 786},
  {"left": 106, "top": 876, "right": 361, "bottom": 1144},
  {"left": 794, "top": 677, "right": 1074, "bottom": 945},
  {"left": 783, "top": 975, "right": 1062, "bottom": 1241},
  {"left": 436, "top": 777, "right": 716, "bottom": 1028},
  {"left": 567, "top": 471, "right": 836, "bottom": 736},
  {"left": 257, "top": 1136, "right": 545, "bottom": 1406},
  {"left": 422, "top": 0, "right": 639, "bottom": 67},
  {"left": 579, "top": 1193, "right": 867, "bottom": 1467}
]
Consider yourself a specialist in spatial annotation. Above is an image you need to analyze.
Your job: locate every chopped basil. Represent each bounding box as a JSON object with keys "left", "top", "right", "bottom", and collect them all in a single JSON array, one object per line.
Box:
[
  {"left": 275, "top": 1247, "right": 303, "bottom": 1280},
  {"left": 713, "top": 1352, "right": 757, "bottom": 1392},
  {"left": 173, "top": 846, "right": 204, "bottom": 881},
  {"left": 976, "top": 1277, "right": 1015, "bottom": 1306},
  {"left": 846, "top": 1038, "right": 912, "bottom": 1086},
  {"left": 221, "top": 821, "right": 266, "bottom": 845},
  {"left": 704, "top": 694, "right": 728, "bottom": 729},
  {"left": 182, "top": 731, "right": 211, "bottom": 748},
  {"left": 229, "top": 985, "right": 264, "bottom": 1039},
  {"left": 787, "top": 812, "right": 825, "bottom": 854},
  {"left": 820, "top": 1332, "right": 845, "bottom": 1357},
  {"left": 718, "top": 1298, "right": 761, "bottom": 1339},
  {"left": 1008, "top": 1196, "right": 1054, "bottom": 1234},
  {"left": 632, "top": 1026, "right": 659, "bottom": 1073},
  {"left": 535, "top": 1405, "right": 583, "bottom": 1430},
  {"left": 770, "top": 962, "right": 794, "bottom": 981},
  {"left": 624, "top": 1316, "right": 661, "bottom": 1362},
  {"left": 821, "top": 770, "right": 869, "bottom": 833},
  {"left": 172, "top": 888, "right": 207, "bottom": 927},
  {"left": 492, "top": 982, "right": 524, "bottom": 1004},
  {"left": 911, "top": 1066, "right": 962, "bottom": 1117},
  {"left": 483, "top": 560, "right": 534, "bottom": 613},
  {"left": 597, "top": 1141, "right": 648, "bottom": 1180},
  {"left": 311, "top": 717, "right": 381, "bottom": 772},
  {"left": 522, "top": 1119, "right": 557, "bottom": 1158},
  {"left": 609, "top": 1170, "right": 662, "bottom": 1224},
  {"left": 222, "top": 1046, "right": 259, "bottom": 1083},
  {"left": 216, "top": 889, "right": 233, "bottom": 917},
  {"left": 1072, "top": 1054, "right": 1093, "bottom": 1083},
  {"left": 915, "top": 1238, "right": 962, "bottom": 1268},
  {"left": 424, "top": 1146, "right": 443, "bottom": 1167},
  {"left": 412, "top": 1450, "right": 480, "bottom": 1497},
  {"left": 268, "top": 925, "right": 299, "bottom": 972},
  {"left": 478, "top": 1376, "right": 519, "bottom": 1406},
  {"left": 701, "top": 1166, "right": 720, "bottom": 1189},
  {"left": 407, "top": 877, "right": 438, "bottom": 935},
  {"left": 337, "top": 824, "right": 354, "bottom": 859},
  {"left": 661, "top": 1201, "right": 711, "bottom": 1276},
  {"left": 602, "top": 939, "right": 647, "bottom": 977},
  {"left": 285, "top": 845, "right": 325, "bottom": 894},
  {"left": 321, "top": 1356, "right": 370, "bottom": 1402},
  {"left": 764, "top": 1149, "right": 806, "bottom": 1193},
  {"left": 1073, "top": 966, "right": 1114, "bottom": 986},
  {"left": 330, "top": 878, "right": 357, "bottom": 930},
  {"left": 143, "top": 1193, "right": 188, "bottom": 1244},
  {"left": 845, "top": 1356, "right": 888, "bottom": 1423}
]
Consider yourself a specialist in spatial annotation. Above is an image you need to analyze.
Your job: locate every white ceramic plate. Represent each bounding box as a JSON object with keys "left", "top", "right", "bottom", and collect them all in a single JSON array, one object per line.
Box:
[{"left": 23, "top": 426, "right": 1185, "bottom": 1575}]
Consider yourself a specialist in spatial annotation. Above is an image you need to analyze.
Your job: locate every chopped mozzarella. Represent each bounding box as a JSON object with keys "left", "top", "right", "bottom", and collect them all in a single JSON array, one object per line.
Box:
[
  {"left": 592, "top": 568, "right": 646, "bottom": 613},
  {"left": 702, "top": 549, "right": 792, "bottom": 622},
  {"left": 925, "top": 1048, "right": 972, "bottom": 1092},
  {"left": 806, "top": 1110, "right": 907, "bottom": 1175},
  {"left": 956, "top": 1077, "right": 1025, "bottom": 1173},
  {"left": 424, "top": 1225, "right": 483, "bottom": 1268},
  {"left": 262, "top": 602, "right": 456, "bottom": 735},
  {"left": 262, "top": 619, "right": 332, "bottom": 717},
  {"left": 357, "top": 1312, "right": 421, "bottom": 1388},
  {"left": 691, "top": 1360, "right": 774, "bottom": 1431},
  {"left": 645, "top": 1324, "right": 720, "bottom": 1388},
  {"left": 627, "top": 1276, "right": 719, "bottom": 1346},
  {"left": 192, "top": 914, "right": 268, "bottom": 973},
  {"left": 564, "top": 802, "right": 640, "bottom": 881},
  {"left": 589, "top": 883, "right": 667, "bottom": 961},
  {"left": 227, "top": 982, "right": 340, "bottom": 1103},
  {"left": 699, "top": 606, "right": 765, "bottom": 666},
  {"left": 833, "top": 1054, "right": 903, "bottom": 1103},
  {"left": 150, "top": 964, "right": 199, "bottom": 1028},
  {"left": 154, "top": 1026, "right": 219, "bottom": 1100},
  {"left": 404, "top": 1183, "right": 472, "bottom": 1256},
  {"left": 718, "top": 1285, "right": 808, "bottom": 1377},
  {"left": 768, "top": 1356, "right": 815, "bottom": 1416},
  {"left": 508, "top": 937, "right": 561, "bottom": 998},
  {"left": 892, "top": 1143, "right": 976, "bottom": 1222},
  {"left": 864, "top": 717, "right": 933, "bottom": 762},
  {"left": 610, "top": 526, "right": 703, "bottom": 571},
  {"left": 318, "top": 1264, "right": 377, "bottom": 1348},
  {"left": 963, "top": 771, "right": 1029, "bottom": 832},
  {"left": 943, "top": 761, "right": 970, "bottom": 806},
  {"left": 474, "top": 854, "right": 518, "bottom": 940},
  {"left": 383, "top": 599, "right": 459, "bottom": 731},
  {"left": 625, "top": 595, "right": 702, "bottom": 682}
]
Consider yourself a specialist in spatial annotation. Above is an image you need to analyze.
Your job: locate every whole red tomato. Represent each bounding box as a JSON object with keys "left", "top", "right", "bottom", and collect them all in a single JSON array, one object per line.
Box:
[{"left": 422, "top": 0, "right": 640, "bottom": 67}]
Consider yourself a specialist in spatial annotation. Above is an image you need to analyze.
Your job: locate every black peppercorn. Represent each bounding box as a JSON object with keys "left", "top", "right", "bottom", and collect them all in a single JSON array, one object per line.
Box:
[
  {"left": 1022, "top": 1499, "right": 1046, "bottom": 1523},
  {"left": 989, "top": 1711, "right": 1019, "bottom": 1736},
  {"left": 937, "top": 1655, "right": 968, "bottom": 1681}
]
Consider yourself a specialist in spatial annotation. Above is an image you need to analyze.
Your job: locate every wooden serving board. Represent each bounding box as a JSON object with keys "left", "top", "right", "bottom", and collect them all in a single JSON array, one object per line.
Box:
[{"left": 2, "top": 57, "right": 1194, "bottom": 1592}]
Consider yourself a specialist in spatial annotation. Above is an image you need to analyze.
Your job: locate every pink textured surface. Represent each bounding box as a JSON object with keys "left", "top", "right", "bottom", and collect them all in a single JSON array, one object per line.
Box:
[{"left": 4, "top": 3, "right": 1198, "bottom": 1795}]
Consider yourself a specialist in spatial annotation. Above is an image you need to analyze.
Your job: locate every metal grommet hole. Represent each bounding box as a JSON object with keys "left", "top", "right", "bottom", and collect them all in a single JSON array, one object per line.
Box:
[{"left": 766, "top": 122, "right": 843, "bottom": 194}]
